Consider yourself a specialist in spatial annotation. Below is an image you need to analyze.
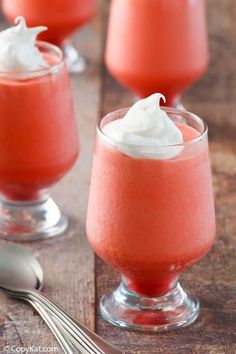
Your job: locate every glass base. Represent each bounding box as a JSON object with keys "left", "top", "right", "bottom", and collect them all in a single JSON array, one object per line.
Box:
[
  {"left": 0, "top": 196, "right": 68, "bottom": 242},
  {"left": 100, "top": 281, "right": 199, "bottom": 332},
  {"left": 62, "top": 43, "right": 87, "bottom": 74}
]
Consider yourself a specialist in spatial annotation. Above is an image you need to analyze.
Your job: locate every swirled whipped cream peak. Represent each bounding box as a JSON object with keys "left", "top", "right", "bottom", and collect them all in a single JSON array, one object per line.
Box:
[
  {"left": 0, "top": 16, "right": 49, "bottom": 72},
  {"left": 102, "top": 93, "right": 184, "bottom": 160}
]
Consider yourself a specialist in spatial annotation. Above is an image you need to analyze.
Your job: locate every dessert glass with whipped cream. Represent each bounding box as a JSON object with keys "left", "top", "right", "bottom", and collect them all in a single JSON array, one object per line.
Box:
[
  {"left": 1, "top": 0, "right": 96, "bottom": 74},
  {"left": 86, "top": 94, "right": 215, "bottom": 331},
  {"left": 105, "top": 0, "right": 209, "bottom": 107},
  {"left": 0, "top": 17, "right": 79, "bottom": 241}
]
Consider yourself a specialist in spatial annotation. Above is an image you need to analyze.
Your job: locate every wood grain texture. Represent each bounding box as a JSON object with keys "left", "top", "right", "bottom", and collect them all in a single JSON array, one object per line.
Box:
[
  {"left": 96, "top": 0, "right": 236, "bottom": 353},
  {"left": 0, "top": 1, "right": 104, "bottom": 352}
]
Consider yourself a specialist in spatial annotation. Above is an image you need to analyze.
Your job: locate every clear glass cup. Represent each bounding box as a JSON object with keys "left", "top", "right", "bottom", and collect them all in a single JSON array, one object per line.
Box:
[
  {"left": 105, "top": 0, "right": 209, "bottom": 107},
  {"left": 0, "top": 42, "right": 79, "bottom": 241},
  {"left": 1, "top": 0, "right": 96, "bottom": 74},
  {"left": 86, "top": 107, "right": 215, "bottom": 331}
]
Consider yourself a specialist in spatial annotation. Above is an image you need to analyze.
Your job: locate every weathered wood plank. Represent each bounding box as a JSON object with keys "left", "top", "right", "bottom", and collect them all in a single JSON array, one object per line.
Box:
[
  {"left": 184, "top": 0, "right": 236, "bottom": 128},
  {"left": 0, "top": 1, "right": 104, "bottom": 352}
]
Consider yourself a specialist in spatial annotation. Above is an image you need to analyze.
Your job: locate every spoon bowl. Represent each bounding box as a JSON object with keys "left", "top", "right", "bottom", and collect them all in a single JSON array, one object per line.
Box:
[{"left": 0, "top": 243, "right": 43, "bottom": 290}]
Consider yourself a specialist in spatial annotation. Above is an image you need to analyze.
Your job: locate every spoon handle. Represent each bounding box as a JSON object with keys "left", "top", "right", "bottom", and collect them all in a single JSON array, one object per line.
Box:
[
  {"left": 30, "top": 299, "right": 89, "bottom": 354},
  {"left": 27, "top": 298, "right": 75, "bottom": 354},
  {"left": 29, "top": 290, "right": 122, "bottom": 354},
  {"left": 0, "top": 286, "right": 122, "bottom": 354},
  {"left": 28, "top": 296, "right": 98, "bottom": 354}
]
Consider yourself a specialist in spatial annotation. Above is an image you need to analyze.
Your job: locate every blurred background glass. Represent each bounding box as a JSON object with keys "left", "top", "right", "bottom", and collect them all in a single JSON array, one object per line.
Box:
[{"left": 105, "top": 0, "right": 209, "bottom": 107}]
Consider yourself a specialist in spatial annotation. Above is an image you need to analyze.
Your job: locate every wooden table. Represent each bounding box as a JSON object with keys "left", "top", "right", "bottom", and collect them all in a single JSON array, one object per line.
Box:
[{"left": 0, "top": 1, "right": 236, "bottom": 353}]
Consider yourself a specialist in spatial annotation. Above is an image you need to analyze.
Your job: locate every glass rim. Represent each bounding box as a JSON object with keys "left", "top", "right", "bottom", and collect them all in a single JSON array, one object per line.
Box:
[
  {"left": 0, "top": 40, "right": 64, "bottom": 77},
  {"left": 97, "top": 106, "right": 208, "bottom": 149}
]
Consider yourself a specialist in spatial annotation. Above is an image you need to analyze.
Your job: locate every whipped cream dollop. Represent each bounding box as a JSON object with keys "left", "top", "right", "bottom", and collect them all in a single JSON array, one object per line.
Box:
[
  {"left": 0, "top": 16, "right": 48, "bottom": 72},
  {"left": 102, "top": 93, "right": 184, "bottom": 160}
]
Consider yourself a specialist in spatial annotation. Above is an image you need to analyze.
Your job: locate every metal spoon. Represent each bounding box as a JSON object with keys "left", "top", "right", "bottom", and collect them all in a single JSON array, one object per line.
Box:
[
  {"left": 0, "top": 243, "right": 76, "bottom": 353},
  {"left": 0, "top": 243, "right": 122, "bottom": 354},
  {"left": 0, "top": 243, "right": 83, "bottom": 353}
]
